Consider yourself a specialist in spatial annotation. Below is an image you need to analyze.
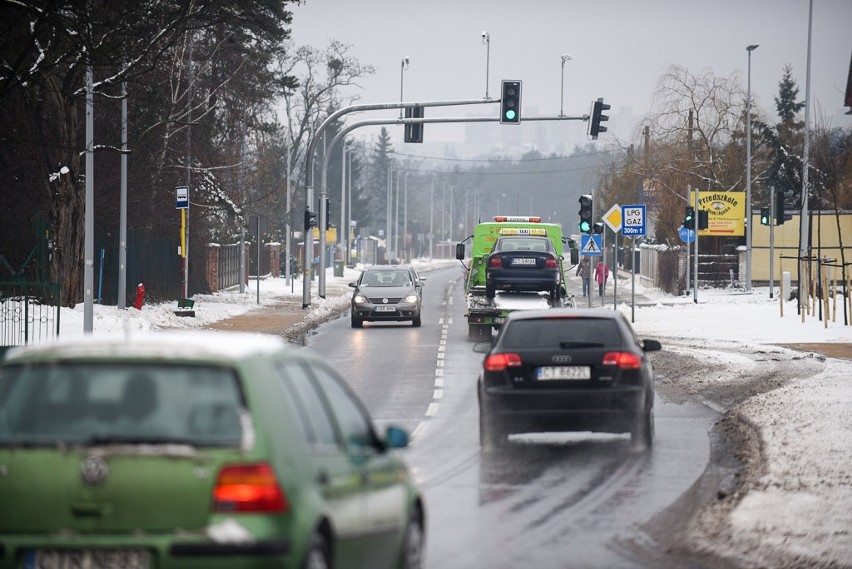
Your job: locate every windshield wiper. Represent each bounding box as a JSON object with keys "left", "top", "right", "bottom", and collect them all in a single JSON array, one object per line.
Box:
[
  {"left": 559, "top": 341, "right": 605, "bottom": 349},
  {"left": 84, "top": 435, "right": 196, "bottom": 446}
]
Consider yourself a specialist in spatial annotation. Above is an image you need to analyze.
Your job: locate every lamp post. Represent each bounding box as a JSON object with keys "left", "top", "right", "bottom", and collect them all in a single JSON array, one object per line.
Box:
[
  {"left": 481, "top": 31, "right": 490, "bottom": 99},
  {"left": 745, "top": 43, "right": 759, "bottom": 291},
  {"left": 399, "top": 57, "right": 409, "bottom": 119},
  {"left": 560, "top": 54, "right": 573, "bottom": 117}
]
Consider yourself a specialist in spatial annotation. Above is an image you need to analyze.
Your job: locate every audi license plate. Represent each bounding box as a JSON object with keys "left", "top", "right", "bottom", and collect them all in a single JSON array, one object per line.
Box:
[
  {"left": 375, "top": 305, "right": 396, "bottom": 312},
  {"left": 27, "top": 549, "right": 151, "bottom": 569},
  {"left": 511, "top": 258, "right": 537, "bottom": 266},
  {"left": 537, "top": 366, "right": 591, "bottom": 380}
]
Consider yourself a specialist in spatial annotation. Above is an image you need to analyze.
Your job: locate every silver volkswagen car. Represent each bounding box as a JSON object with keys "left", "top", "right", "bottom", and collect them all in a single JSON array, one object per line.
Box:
[{"left": 349, "top": 265, "right": 424, "bottom": 328}]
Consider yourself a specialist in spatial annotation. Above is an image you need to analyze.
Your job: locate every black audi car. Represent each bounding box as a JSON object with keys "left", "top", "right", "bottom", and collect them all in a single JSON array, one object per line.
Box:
[
  {"left": 476, "top": 308, "right": 662, "bottom": 450},
  {"left": 484, "top": 236, "right": 562, "bottom": 300}
]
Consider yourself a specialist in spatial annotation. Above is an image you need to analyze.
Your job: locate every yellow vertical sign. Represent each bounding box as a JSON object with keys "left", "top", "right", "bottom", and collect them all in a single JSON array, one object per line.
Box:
[{"left": 180, "top": 209, "right": 186, "bottom": 257}]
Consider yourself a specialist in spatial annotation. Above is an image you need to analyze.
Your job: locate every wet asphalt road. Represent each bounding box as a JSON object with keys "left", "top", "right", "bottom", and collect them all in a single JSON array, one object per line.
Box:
[{"left": 305, "top": 265, "right": 722, "bottom": 569}]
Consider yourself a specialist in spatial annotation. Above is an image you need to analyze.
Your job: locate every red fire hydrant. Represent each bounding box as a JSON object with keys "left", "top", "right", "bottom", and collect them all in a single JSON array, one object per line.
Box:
[{"left": 133, "top": 283, "right": 146, "bottom": 310}]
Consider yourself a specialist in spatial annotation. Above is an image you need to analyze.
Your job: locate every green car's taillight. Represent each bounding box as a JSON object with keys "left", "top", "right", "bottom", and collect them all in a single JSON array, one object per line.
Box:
[{"left": 213, "top": 463, "right": 288, "bottom": 513}]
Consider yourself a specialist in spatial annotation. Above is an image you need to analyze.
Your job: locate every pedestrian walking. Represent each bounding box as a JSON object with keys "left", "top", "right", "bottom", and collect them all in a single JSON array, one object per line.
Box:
[
  {"left": 576, "top": 256, "right": 591, "bottom": 297},
  {"left": 595, "top": 259, "right": 610, "bottom": 297}
]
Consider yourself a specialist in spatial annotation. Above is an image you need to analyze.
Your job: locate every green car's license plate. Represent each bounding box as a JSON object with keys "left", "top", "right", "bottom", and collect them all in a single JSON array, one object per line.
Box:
[{"left": 27, "top": 549, "right": 151, "bottom": 569}]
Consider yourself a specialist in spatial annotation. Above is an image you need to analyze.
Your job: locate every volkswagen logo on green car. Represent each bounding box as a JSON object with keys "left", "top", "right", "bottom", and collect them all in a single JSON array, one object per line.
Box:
[{"left": 0, "top": 331, "right": 425, "bottom": 569}]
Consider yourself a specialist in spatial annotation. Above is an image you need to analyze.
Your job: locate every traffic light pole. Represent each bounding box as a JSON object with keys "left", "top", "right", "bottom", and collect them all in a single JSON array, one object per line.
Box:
[
  {"left": 694, "top": 186, "right": 700, "bottom": 304},
  {"left": 310, "top": 110, "right": 588, "bottom": 302},
  {"left": 770, "top": 186, "right": 776, "bottom": 298},
  {"left": 301, "top": 98, "right": 498, "bottom": 308}
]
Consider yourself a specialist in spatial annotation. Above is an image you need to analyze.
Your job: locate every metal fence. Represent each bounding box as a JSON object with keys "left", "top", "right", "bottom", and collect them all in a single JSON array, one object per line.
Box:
[
  {"left": 0, "top": 281, "right": 61, "bottom": 347},
  {"left": 218, "top": 243, "right": 243, "bottom": 291}
]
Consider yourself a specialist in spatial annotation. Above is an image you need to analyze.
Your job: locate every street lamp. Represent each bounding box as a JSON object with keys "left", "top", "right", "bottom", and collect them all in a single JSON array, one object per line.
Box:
[
  {"left": 560, "top": 54, "right": 573, "bottom": 117},
  {"left": 481, "top": 31, "right": 490, "bottom": 99},
  {"left": 399, "top": 56, "right": 409, "bottom": 119},
  {"left": 745, "top": 43, "right": 758, "bottom": 291}
]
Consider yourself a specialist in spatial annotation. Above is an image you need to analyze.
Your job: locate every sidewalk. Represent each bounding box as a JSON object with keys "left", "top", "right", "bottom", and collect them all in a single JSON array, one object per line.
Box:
[{"left": 204, "top": 277, "right": 353, "bottom": 342}]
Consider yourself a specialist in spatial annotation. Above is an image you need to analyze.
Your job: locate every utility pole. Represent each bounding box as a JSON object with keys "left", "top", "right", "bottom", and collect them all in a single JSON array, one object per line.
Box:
[{"left": 118, "top": 80, "right": 128, "bottom": 309}]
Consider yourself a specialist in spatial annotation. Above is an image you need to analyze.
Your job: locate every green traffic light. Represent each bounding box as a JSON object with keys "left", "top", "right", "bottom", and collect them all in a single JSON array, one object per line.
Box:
[
  {"left": 505, "top": 110, "right": 516, "bottom": 120},
  {"left": 578, "top": 221, "right": 591, "bottom": 233}
]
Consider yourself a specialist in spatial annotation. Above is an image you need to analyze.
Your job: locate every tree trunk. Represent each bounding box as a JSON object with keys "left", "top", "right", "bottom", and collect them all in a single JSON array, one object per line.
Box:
[{"left": 39, "top": 72, "right": 85, "bottom": 308}]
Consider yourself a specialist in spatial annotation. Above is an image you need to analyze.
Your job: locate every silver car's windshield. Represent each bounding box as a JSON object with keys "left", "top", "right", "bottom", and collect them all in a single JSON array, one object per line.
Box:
[
  {"left": 0, "top": 363, "right": 245, "bottom": 448},
  {"left": 360, "top": 270, "right": 412, "bottom": 287}
]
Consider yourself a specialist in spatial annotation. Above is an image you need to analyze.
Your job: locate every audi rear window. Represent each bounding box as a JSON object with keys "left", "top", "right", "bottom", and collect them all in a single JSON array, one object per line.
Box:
[{"left": 501, "top": 318, "right": 622, "bottom": 350}]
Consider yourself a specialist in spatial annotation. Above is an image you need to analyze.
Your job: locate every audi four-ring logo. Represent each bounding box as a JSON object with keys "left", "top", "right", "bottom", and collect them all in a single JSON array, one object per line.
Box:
[{"left": 552, "top": 355, "right": 573, "bottom": 363}]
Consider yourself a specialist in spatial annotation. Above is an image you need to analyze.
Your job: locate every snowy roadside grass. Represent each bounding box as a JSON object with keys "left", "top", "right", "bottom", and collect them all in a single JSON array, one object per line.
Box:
[{"left": 721, "top": 362, "right": 852, "bottom": 569}]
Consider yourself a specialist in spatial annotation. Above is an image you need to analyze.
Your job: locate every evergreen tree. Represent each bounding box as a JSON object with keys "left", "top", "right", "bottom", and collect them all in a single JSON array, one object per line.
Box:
[
  {"left": 363, "top": 127, "right": 395, "bottom": 234},
  {"left": 774, "top": 64, "right": 805, "bottom": 148},
  {"left": 757, "top": 65, "right": 806, "bottom": 208}
]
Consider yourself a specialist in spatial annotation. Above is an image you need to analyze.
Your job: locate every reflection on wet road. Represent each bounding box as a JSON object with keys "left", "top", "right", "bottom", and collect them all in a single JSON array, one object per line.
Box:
[{"left": 309, "top": 266, "right": 720, "bottom": 568}]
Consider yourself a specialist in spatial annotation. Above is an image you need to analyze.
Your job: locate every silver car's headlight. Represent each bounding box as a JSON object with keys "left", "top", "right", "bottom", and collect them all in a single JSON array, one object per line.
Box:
[
  {"left": 353, "top": 294, "right": 367, "bottom": 304},
  {"left": 403, "top": 294, "right": 418, "bottom": 303}
]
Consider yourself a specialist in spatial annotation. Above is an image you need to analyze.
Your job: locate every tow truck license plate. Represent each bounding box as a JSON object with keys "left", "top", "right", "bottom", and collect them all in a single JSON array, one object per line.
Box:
[
  {"left": 537, "top": 366, "right": 591, "bottom": 380},
  {"left": 512, "top": 258, "right": 537, "bottom": 266},
  {"left": 375, "top": 305, "right": 397, "bottom": 312},
  {"left": 27, "top": 549, "right": 150, "bottom": 569}
]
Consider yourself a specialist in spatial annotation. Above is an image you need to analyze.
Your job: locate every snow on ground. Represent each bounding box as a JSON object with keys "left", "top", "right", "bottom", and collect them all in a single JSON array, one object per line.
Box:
[
  {"left": 615, "top": 280, "right": 852, "bottom": 568},
  {"left": 29, "top": 263, "right": 852, "bottom": 567}
]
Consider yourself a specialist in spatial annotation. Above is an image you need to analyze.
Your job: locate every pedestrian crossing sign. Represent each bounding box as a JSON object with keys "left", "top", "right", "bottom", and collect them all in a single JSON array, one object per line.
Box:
[{"left": 580, "top": 234, "right": 602, "bottom": 256}]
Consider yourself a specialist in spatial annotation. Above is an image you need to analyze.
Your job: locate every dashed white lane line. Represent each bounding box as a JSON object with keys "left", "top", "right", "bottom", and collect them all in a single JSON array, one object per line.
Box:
[{"left": 410, "top": 284, "right": 460, "bottom": 443}]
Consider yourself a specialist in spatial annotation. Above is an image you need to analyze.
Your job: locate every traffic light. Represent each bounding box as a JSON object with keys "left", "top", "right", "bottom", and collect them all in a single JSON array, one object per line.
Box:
[
  {"left": 683, "top": 206, "right": 695, "bottom": 230},
  {"left": 587, "top": 97, "right": 610, "bottom": 139},
  {"left": 775, "top": 189, "right": 792, "bottom": 225},
  {"left": 324, "top": 197, "right": 332, "bottom": 230},
  {"left": 592, "top": 222, "right": 604, "bottom": 234},
  {"left": 500, "top": 80, "right": 522, "bottom": 124},
  {"left": 404, "top": 106, "right": 423, "bottom": 143},
  {"left": 578, "top": 194, "right": 593, "bottom": 233},
  {"left": 304, "top": 209, "right": 317, "bottom": 231},
  {"left": 760, "top": 207, "right": 770, "bottom": 226},
  {"left": 698, "top": 210, "right": 709, "bottom": 230}
]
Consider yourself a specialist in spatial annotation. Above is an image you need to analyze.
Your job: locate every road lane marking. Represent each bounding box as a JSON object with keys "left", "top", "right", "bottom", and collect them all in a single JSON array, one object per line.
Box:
[
  {"left": 425, "top": 403, "right": 439, "bottom": 417},
  {"left": 434, "top": 376, "right": 444, "bottom": 387},
  {"left": 433, "top": 389, "right": 443, "bottom": 400}
]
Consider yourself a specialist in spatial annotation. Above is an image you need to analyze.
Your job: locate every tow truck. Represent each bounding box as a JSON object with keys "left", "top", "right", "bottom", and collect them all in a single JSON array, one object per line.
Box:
[{"left": 456, "top": 216, "right": 578, "bottom": 339}]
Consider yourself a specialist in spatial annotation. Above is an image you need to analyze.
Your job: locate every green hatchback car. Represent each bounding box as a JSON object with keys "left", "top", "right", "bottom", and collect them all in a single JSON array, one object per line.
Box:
[{"left": 0, "top": 331, "right": 424, "bottom": 569}]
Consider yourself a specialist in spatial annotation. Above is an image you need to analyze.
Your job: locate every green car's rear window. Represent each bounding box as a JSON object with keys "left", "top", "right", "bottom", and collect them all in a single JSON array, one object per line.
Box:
[{"left": 0, "top": 363, "right": 245, "bottom": 448}]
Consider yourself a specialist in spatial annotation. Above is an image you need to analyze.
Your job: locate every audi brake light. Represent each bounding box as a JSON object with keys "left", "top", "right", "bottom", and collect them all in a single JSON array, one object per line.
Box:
[
  {"left": 489, "top": 256, "right": 503, "bottom": 268},
  {"left": 602, "top": 352, "right": 642, "bottom": 370},
  {"left": 213, "top": 463, "right": 288, "bottom": 513},
  {"left": 545, "top": 257, "right": 558, "bottom": 268},
  {"left": 484, "top": 353, "right": 522, "bottom": 372}
]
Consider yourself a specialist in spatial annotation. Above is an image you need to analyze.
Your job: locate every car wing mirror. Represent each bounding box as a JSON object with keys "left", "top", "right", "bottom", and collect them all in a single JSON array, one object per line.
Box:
[
  {"left": 455, "top": 243, "right": 466, "bottom": 260},
  {"left": 473, "top": 341, "right": 492, "bottom": 353},
  {"left": 642, "top": 339, "right": 662, "bottom": 352},
  {"left": 384, "top": 425, "right": 409, "bottom": 449},
  {"left": 348, "top": 281, "right": 357, "bottom": 288}
]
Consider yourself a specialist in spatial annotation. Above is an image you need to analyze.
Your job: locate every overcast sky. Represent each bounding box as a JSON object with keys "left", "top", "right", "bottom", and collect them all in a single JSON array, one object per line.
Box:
[{"left": 290, "top": 0, "right": 852, "bottom": 149}]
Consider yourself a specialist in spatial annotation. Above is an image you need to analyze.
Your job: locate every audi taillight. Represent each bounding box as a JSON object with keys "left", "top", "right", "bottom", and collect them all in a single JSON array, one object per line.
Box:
[
  {"left": 489, "top": 256, "right": 503, "bottom": 268},
  {"left": 213, "top": 463, "right": 288, "bottom": 513},
  {"left": 484, "top": 353, "right": 522, "bottom": 372},
  {"left": 545, "top": 256, "right": 558, "bottom": 268},
  {"left": 602, "top": 352, "right": 642, "bottom": 370}
]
